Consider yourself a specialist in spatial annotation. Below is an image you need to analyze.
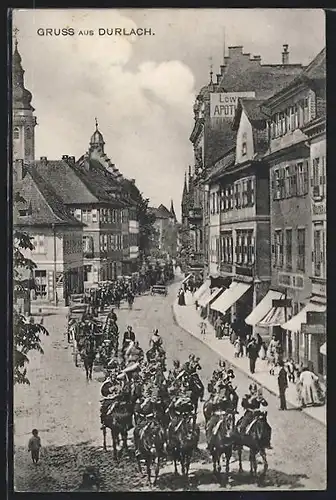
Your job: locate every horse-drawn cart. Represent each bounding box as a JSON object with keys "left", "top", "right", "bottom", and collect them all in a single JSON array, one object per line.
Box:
[{"left": 150, "top": 284, "right": 168, "bottom": 296}]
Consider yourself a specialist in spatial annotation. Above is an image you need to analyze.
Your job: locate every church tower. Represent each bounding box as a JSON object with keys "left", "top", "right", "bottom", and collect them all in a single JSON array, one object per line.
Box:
[
  {"left": 89, "top": 118, "right": 105, "bottom": 155},
  {"left": 12, "top": 36, "right": 36, "bottom": 162}
]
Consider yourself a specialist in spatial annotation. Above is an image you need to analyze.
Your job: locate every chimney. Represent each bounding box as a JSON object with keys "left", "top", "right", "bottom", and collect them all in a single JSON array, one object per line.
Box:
[
  {"left": 40, "top": 156, "right": 48, "bottom": 165},
  {"left": 68, "top": 156, "right": 75, "bottom": 165},
  {"left": 62, "top": 155, "right": 69, "bottom": 160},
  {"left": 216, "top": 74, "right": 221, "bottom": 84},
  {"left": 131, "top": 178, "right": 135, "bottom": 184},
  {"left": 253, "top": 55, "right": 261, "bottom": 62},
  {"left": 282, "top": 44, "right": 289, "bottom": 65}
]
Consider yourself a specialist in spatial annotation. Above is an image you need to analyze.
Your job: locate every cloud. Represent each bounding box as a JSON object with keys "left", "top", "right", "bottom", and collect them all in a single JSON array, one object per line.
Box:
[{"left": 13, "top": 9, "right": 196, "bottom": 217}]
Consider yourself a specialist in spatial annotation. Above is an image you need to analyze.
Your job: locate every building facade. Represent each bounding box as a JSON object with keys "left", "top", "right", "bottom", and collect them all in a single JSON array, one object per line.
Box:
[
  {"left": 14, "top": 161, "right": 84, "bottom": 305},
  {"left": 257, "top": 48, "right": 326, "bottom": 375},
  {"left": 149, "top": 203, "right": 177, "bottom": 255},
  {"left": 185, "top": 44, "right": 304, "bottom": 279}
]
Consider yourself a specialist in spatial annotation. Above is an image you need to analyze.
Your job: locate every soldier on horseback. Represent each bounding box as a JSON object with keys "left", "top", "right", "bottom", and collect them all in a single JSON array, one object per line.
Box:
[
  {"left": 99, "top": 372, "right": 124, "bottom": 428},
  {"left": 125, "top": 340, "right": 144, "bottom": 365},
  {"left": 149, "top": 329, "right": 163, "bottom": 349},
  {"left": 237, "top": 384, "right": 272, "bottom": 448}
]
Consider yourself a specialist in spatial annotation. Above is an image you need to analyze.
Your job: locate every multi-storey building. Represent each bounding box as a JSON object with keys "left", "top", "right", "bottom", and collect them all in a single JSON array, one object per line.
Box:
[
  {"left": 207, "top": 98, "right": 271, "bottom": 333},
  {"left": 14, "top": 160, "right": 84, "bottom": 304},
  {"left": 149, "top": 203, "right": 177, "bottom": 254},
  {"left": 248, "top": 48, "right": 326, "bottom": 375},
  {"left": 186, "top": 44, "right": 304, "bottom": 279}
]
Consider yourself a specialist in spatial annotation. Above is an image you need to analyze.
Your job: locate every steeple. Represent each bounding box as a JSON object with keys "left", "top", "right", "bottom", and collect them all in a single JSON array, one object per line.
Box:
[
  {"left": 170, "top": 199, "right": 176, "bottom": 221},
  {"left": 12, "top": 29, "right": 36, "bottom": 162},
  {"left": 89, "top": 117, "right": 105, "bottom": 154}
]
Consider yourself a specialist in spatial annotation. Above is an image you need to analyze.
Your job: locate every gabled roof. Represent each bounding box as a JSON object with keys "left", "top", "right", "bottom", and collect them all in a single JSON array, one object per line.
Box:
[
  {"left": 232, "top": 98, "right": 266, "bottom": 131},
  {"left": 31, "top": 159, "right": 125, "bottom": 207},
  {"left": 261, "top": 48, "right": 326, "bottom": 108},
  {"left": 149, "top": 204, "right": 173, "bottom": 219},
  {"left": 14, "top": 168, "right": 84, "bottom": 227},
  {"left": 205, "top": 149, "right": 236, "bottom": 183}
]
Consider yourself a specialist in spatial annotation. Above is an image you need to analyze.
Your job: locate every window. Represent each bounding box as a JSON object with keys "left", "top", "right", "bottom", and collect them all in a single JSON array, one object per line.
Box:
[
  {"left": 236, "top": 230, "right": 254, "bottom": 265},
  {"left": 228, "top": 185, "right": 234, "bottom": 210},
  {"left": 220, "top": 189, "right": 225, "bottom": 211},
  {"left": 297, "top": 228, "right": 306, "bottom": 272},
  {"left": 274, "top": 230, "right": 283, "bottom": 267},
  {"left": 211, "top": 192, "right": 216, "bottom": 214},
  {"left": 313, "top": 228, "right": 322, "bottom": 277},
  {"left": 312, "top": 157, "right": 322, "bottom": 198},
  {"left": 74, "top": 209, "right": 81, "bottom": 221},
  {"left": 234, "top": 181, "right": 242, "bottom": 209},
  {"left": 83, "top": 235, "right": 93, "bottom": 255},
  {"left": 216, "top": 191, "right": 220, "bottom": 214},
  {"left": 32, "top": 234, "right": 45, "bottom": 254},
  {"left": 13, "top": 128, "right": 20, "bottom": 140},
  {"left": 92, "top": 209, "right": 98, "bottom": 223},
  {"left": 303, "top": 98, "right": 309, "bottom": 124},
  {"left": 236, "top": 233, "right": 243, "bottom": 264},
  {"left": 285, "top": 229, "right": 293, "bottom": 271},
  {"left": 18, "top": 209, "right": 28, "bottom": 216},
  {"left": 82, "top": 209, "right": 92, "bottom": 223},
  {"left": 284, "top": 166, "right": 291, "bottom": 198},
  {"left": 242, "top": 179, "right": 248, "bottom": 207},
  {"left": 289, "top": 164, "right": 297, "bottom": 197},
  {"left": 294, "top": 104, "right": 299, "bottom": 129},
  {"left": 273, "top": 169, "right": 281, "bottom": 200},
  {"left": 297, "top": 161, "right": 309, "bottom": 195},
  {"left": 221, "top": 232, "right": 233, "bottom": 264}
]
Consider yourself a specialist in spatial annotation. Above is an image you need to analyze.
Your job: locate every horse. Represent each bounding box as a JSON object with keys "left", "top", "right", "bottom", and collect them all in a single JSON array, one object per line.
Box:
[
  {"left": 101, "top": 398, "right": 133, "bottom": 460},
  {"left": 185, "top": 372, "right": 204, "bottom": 427},
  {"left": 133, "top": 418, "right": 165, "bottom": 487},
  {"left": 206, "top": 409, "right": 235, "bottom": 484},
  {"left": 233, "top": 412, "right": 270, "bottom": 482},
  {"left": 166, "top": 413, "right": 200, "bottom": 479},
  {"left": 146, "top": 346, "right": 166, "bottom": 370},
  {"left": 79, "top": 336, "right": 96, "bottom": 381}
]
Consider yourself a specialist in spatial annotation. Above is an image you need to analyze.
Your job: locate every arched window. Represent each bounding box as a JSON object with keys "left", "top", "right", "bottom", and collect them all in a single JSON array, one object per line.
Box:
[
  {"left": 26, "top": 127, "right": 32, "bottom": 139},
  {"left": 13, "top": 127, "right": 19, "bottom": 140}
]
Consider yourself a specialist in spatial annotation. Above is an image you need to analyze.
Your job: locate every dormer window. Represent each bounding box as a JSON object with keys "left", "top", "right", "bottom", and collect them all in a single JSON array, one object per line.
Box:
[
  {"left": 242, "top": 132, "right": 247, "bottom": 156},
  {"left": 19, "top": 209, "right": 28, "bottom": 216},
  {"left": 13, "top": 128, "right": 20, "bottom": 140}
]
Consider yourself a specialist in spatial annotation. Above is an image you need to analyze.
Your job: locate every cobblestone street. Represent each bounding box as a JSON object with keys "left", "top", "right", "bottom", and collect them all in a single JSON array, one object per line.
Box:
[{"left": 13, "top": 281, "right": 326, "bottom": 491}]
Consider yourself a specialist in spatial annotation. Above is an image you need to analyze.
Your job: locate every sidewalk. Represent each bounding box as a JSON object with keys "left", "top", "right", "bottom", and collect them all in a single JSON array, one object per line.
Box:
[{"left": 172, "top": 284, "right": 326, "bottom": 426}]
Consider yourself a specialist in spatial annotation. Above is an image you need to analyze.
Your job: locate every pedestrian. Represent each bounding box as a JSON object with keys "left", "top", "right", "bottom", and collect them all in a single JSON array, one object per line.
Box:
[
  {"left": 277, "top": 361, "right": 288, "bottom": 410},
  {"left": 246, "top": 337, "right": 259, "bottom": 374},
  {"left": 234, "top": 337, "right": 242, "bottom": 358},
  {"left": 199, "top": 321, "right": 207, "bottom": 336},
  {"left": 299, "top": 367, "right": 325, "bottom": 408},
  {"left": 28, "top": 429, "right": 41, "bottom": 464}
]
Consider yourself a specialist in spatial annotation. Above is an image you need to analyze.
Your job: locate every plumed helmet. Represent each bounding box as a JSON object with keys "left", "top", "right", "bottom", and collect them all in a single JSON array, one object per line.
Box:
[
  {"left": 227, "top": 369, "right": 235, "bottom": 378},
  {"left": 249, "top": 383, "right": 258, "bottom": 393}
]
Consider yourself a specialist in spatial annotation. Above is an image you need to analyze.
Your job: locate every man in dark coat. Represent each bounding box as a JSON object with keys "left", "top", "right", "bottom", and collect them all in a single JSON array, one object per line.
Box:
[
  {"left": 246, "top": 337, "right": 259, "bottom": 374},
  {"left": 277, "top": 361, "right": 288, "bottom": 410}
]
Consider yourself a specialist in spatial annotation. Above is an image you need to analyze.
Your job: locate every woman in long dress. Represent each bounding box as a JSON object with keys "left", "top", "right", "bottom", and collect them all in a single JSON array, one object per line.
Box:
[
  {"left": 299, "top": 367, "right": 324, "bottom": 407},
  {"left": 178, "top": 288, "right": 186, "bottom": 306}
]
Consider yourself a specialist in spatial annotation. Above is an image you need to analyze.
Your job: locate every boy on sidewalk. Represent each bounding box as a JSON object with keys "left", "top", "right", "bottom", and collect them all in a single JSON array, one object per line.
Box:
[{"left": 28, "top": 429, "right": 41, "bottom": 464}]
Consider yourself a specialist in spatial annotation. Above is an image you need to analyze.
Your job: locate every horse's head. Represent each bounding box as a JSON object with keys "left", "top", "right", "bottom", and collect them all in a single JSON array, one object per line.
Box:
[{"left": 214, "top": 410, "right": 235, "bottom": 438}]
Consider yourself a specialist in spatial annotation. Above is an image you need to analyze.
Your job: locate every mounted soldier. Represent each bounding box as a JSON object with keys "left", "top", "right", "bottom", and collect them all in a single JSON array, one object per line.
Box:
[
  {"left": 99, "top": 372, "right": 125, "bottom": 428},
  {"left": 125, "top": 340, "right": 144, "bottom": 366},
  {"left": 122, "top": 326, "right": 135, "bottom": 361},
  {"left": 236, "top": 385, "right": 272, "bottom": 448}
]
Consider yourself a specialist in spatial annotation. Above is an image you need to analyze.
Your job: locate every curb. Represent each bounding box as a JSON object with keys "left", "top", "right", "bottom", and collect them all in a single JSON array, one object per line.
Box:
[{"left": 171, "top": 301, "right": 326, "bottom": 427}]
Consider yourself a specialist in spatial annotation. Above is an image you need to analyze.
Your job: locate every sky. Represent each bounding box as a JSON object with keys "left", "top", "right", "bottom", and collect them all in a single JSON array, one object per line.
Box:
[{"left": 13, "top": 9, "right": 325, "bottom": 220}]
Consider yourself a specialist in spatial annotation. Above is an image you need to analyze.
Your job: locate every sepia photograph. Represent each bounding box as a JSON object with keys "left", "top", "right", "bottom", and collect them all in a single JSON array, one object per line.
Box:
[{"left": 11, "top": 8, "right": 326, "bottom": 492}]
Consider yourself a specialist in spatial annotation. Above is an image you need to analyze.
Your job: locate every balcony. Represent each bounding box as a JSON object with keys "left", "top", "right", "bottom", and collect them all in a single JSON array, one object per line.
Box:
[{"left": 188, "top": 207, "right": 203, "bottom": 223}]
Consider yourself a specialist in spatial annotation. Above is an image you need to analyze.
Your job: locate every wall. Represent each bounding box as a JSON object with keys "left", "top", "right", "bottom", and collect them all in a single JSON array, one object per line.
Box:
[
  {"left": 235, "top": 110, "right": 254, "bottom": 164},
  {"left": 256, "top": 221, "right": 271, "bottom": 279},
  {"left": 255, "top": 176, "right": 270, "bottom": 216}
]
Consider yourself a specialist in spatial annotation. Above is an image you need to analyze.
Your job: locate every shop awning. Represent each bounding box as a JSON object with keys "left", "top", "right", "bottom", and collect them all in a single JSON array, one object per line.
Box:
[
  {"left": 281, "top": 299, "right": 326, "bottom": 332},
  {"left": 194, "top": 280, "right": 210, "bottom": 301},
  {"left": 181, "top": 273, "right": 192, "bottom": 284},
  {"left": 245, "top": 290, "right": 284, "bottom": 326},
  {"left": 199, "top": 287, "right": 222, "bottom": 308},
  {"left": 258, "top": 306, "right": 287, "bottom": 327},
  {"left": 210, "top": 281, "right": 251, "bottom": 314},
  {"left": 320, "top": 342, "right": 326, "bottom": 356}
]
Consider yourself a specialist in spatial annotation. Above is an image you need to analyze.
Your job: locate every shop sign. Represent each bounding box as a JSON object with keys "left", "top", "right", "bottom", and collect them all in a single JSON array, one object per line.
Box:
[
  {"left": 301, "top": 323, "right": 325, "bottom": 335},
  {"left": 306, "top": 311, "right": 326, "bottom": 325},
  {"left": 210, "top": 92, "right": 255, "bottom": 118},
  {"left": 272, "top": 299, "right": 292, "bottom": 308}
]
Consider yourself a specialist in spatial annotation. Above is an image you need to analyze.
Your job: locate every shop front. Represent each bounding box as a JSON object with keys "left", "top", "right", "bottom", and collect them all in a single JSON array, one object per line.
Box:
[{"left": 210, "top": 279, "right": 252, "bottom": 331}]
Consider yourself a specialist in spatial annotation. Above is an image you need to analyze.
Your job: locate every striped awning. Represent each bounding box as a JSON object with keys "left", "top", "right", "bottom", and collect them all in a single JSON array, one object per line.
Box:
[
  {"left": 181, "top": 273, "right": 192, "bottom": 284},
  {"left": 281, "top": 299, "right": 326, "bottom": 332},
  {"left": 199, "top": 287, "right": 222, "bottom": 308},
  {"left": 320, "top": 342, "right": 326, "bottom": 356},
  {"left": 258, "top": 306, "right": 287, "bottom": 327},
  {"left": 194, "top": 280, "right": 210, "bottom": 301},
  {"left": 245, "top": 290, "right": 284, "bottom": 326},
  {"left": 211, "top": 281, "right": 251, "bottom": 314}
]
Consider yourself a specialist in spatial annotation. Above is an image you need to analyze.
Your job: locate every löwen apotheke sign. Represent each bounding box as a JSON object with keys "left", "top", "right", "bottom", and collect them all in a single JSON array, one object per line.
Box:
[{"left": 210, "top": 92, "right": 256, "bottom": 118}]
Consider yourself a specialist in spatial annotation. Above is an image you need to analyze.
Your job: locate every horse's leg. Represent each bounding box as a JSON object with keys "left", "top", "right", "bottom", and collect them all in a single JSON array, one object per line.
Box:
[
  {"left": 102, "top": 426, "right": 107, "bottom": 451},
  {"left": 173, "top": 457, "right": 178, "bottom": 475},
  {"left": 181, "top": 454, "right": 186, "bottom": 476},
  {"left": 237, "top": 446, "right": 243, "bottom": 473},
  {"left": 146, "top": 458, "right": 152, "bottom": 487},
  {"left": 249, "top": 450, "right": 255, "bottom": 477},
  {"left": 153, "top": 455, "right": 160, "bottom": 486},
  {"left": 112, "top": 429, "right": 118, "bottom": 461},
  {"left": 259, "top": 448, "right": 268, "bottom": 478},
  {"left": 224, "top": 446, "right": 232, "bottom": 485}
]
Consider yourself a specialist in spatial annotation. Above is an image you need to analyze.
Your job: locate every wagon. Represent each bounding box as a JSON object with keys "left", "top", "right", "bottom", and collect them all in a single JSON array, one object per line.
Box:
[{"left": 150, "top": 285, "right": 168, "bottom": 296}]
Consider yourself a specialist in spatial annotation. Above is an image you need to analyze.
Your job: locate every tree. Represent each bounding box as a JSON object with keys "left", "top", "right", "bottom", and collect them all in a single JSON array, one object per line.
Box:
[{"left": 13, "top": 192, "right": 49, "bottom": 385}]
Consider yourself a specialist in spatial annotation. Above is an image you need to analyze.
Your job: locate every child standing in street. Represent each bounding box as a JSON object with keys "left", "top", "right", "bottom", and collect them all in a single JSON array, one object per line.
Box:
[
  {"left": 199, "top": 321, "right": 207, "bottom": 337},
  {"left": 28, "top": 429, "right": 41, "bottom": 464}
]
